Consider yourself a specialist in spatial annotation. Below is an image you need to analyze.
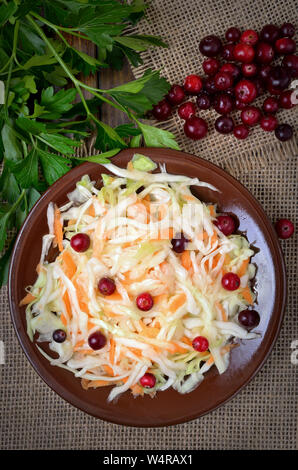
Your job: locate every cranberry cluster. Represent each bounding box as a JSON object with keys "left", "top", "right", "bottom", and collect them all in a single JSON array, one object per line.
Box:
[{"left": 152, "top": 22, "right": 297, "bottom": 142}]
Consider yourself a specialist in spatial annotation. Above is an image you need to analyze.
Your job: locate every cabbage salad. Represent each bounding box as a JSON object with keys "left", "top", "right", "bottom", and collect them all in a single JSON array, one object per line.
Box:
[{"left": 21, "top": 154, "right": 258, "bottom": 402}]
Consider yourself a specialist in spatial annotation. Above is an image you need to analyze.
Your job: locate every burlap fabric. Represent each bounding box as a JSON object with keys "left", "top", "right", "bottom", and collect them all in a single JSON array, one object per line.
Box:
[{"left": 0, "top": 0, "right": 297, "bottom": 450}]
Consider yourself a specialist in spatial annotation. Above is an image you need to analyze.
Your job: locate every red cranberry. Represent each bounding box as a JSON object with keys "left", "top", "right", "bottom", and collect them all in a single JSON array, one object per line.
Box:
[
  {"left": 140, "top": 372, "right": 156, "bottom": 388},
  {"left": 192, "top": 336, "right": 209, "bottom": 352},
  {"left": 98, "top": 277, "right": 116, "bottom": 296},
  {"left": 215, "top": 116, "right": 234, "bottom": 134},
  {"left": 225, "top": 27, "right": 241, "bottom": 43},
  {"left": 256, "top": 42, "right": 275, "bottom": 64},
  {"left": 275, "top": 37, "right": 296, "bottom": 55},
  {"left": 241, "top": 106, "right": 261, "bottom": 126},
  {"left": 233, "top": 124, "right": 250, "bottom": 139},
  {"left": 240, "top": 29, "right": 259, "bottom": 46},
  {"left": 70, "top": 233, "right": 90, "bottom": 252},
  {"left": 214, "top": 214, "right": 236, "bottom": 235},
  {"left": 136, "top": 292, "right": 153, "bottom": 311},
  {"left": 53, "top": 329, "right": 66, "bottom": 343},
  {"left": 278, "top": 90, "right": 295, "bottom": 109},
  {"left": 214, "top": 71, "right": 233, "bottom": 90},
  {"left": 235, "top": 98, "right": 247, "bottom": 110},
  {"left": 178, "top": 101, "right": 196, "bottom": 120},
  {"left": 199, "top": 35, "right": 222, "bottom": 57},
  {"left": 88, "top": 331, "right": 106, "bottom": 350},
  {"left": 267, "top": 83, "right": 283, "bottom": 95},
  {"left": 260, "top": 24, "right": 280, "bottom": 44},
  {"left": 282, "top": 54, "right": 298, "bottom": 78},
  {"left": 233, "top": 43, "right": 255, "bottom": 63},
  {"left": 213, "top": 93, "right": 234, "bottom": 115},
  {"left": 260, "top": 115, "right": 278, "bottom": 131},
  {"left": 252, "top": 77, "right": 265, "bottom": 97},
  {"left": 203, "top": 58, "right": 220, "bottom": 75},
  {"left": 279, "top": 23, "right": 295, "bottom": 38},
  {"left": 238, "top": 309, "right": 260, "bottom": 328},
  {"left": 196, "top": 92, "right": 212, "bottom": 110},
  {"left": 275, "top": 123, "right": 293, "bottom": 141},
  {"left": 221, "top": 272, "right": 240, "bottom": 291},
  {"left": 166, "top": 84, "right": 185, "bottom": 105},
  {"left": 171, "top": 233, "right": 189, "bottom": 253},
  {"left": 262, "top": 96, "right": 279, "bottom": 114},
  {"left": 203, "top": 77, "right": 217, "bottom": 94},
  {"left": 220, "top": 63, "right": 241, "bottom": 81},
  {"left": 267, "top": 66, "right": 291, "bottom": 91},
  {"left": 275, "top": 218, "right": 295, "bottom": 239},
  {"left": 184, "top": 74, "right": 203, "bottom": 95},
  {"left": 259, "top": 64, "right": 273, "bottom": 81},
  {"left": 221, "top": 43, "right": 235, "bottom": 61},
  {"left": 152, "top": 99, "right": 172, "bottom": 120},
  {"left": 184, "top": 116, "right": 208, "bottom": 140},
  {"left": 235, "top": 79, "right": 257, "bottom": 103},
  {"left": 241, "top": 63, "right": 258, "bottom": 77}
]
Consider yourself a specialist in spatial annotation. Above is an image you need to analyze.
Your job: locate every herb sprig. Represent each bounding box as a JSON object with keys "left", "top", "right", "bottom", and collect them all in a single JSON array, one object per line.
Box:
[{"left": 0, "top": 0, "right": 179, "bottom": 286}]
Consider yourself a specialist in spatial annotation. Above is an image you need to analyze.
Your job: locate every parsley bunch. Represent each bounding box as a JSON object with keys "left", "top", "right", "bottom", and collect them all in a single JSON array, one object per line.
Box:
[{"left": 0, "top": 0, "right": 179, "bottom": 286}]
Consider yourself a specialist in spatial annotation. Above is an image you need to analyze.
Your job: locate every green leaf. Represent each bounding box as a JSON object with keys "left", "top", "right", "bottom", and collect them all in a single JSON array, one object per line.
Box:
[
  {"left": 0, "top": 236, "right": 16, "bottom": 288},
  {"left": 1, "top": 123, "right": 22, "bottom": 162},
  {"left": 37, "top": 148, "right": 71, "bottom": 185},
  {"left": 39, "top": 133, "right": 81, "bottom": 155},
  {"left": 19, "top": 22, "right": 46, "bottom": 55},
  {"left": 11, "top": 149, "right": 39, "bottom": 189},
  {"left": 109, "top": 70, "right": 170, "bottom": 115},
  {"left": 0, "top": 2, "right": 17, "bottom": 26},
  {"left": 0, "top": 164, "right": 21, "bottom": 205},
  {"left": 115, "top": 124, "right": 142, "bottom": 138},
  {"left": 130, "top": 135, "right": 142, "bottom": 148},
  {"left": 23, "top": 53, "right": 58, "bottom": 69},
  {"left": 0, "top": 211, "right": 11, "bottom": 252},
  {"left": 138, "top": 122, "right": 180, "bottom": 150},
  {"left": 114, "top": 35, "right": 167, "bottom": 52},
  {"left": 75, "top": 148, "right": 120, "bottom": 164},
  {"left": 16, "top": 117, "right": 46, "bottom": 135},
  {"left": 27, "top": 187, "right": 41, "bottom": 210},
  {"left": 38, "top": 87, "right": 77, "bottom": 119}
]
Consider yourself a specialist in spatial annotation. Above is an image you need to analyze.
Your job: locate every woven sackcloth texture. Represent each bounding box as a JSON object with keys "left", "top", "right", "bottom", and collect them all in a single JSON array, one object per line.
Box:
[
  {"left": 1, "top": 0, "right": 298, "bottom": 451},
  {"left": 131, "top": 0, "right": 298, "bottom": 174}
]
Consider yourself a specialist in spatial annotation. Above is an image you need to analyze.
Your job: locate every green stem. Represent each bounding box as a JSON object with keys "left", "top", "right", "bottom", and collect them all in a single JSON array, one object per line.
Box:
[
  {"left": 9, "top": 189, "right": 26, "bottom": 216},
  {"left": 4, "top": 20, "right": 19, "bottom": 110},
  {"left": 30, "top": 11, "right": 89, "bottom": 38}
]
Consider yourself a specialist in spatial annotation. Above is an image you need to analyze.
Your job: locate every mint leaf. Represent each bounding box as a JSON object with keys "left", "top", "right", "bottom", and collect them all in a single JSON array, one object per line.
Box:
[
  {"left": 138, "top": 122, "right": 180, "bottom": 150},
  {"left": 37, "top": 148, "right": 71, "bottom": 185}
]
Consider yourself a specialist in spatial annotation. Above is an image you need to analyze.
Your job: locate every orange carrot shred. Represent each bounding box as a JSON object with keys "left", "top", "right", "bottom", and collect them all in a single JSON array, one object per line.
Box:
[
  {"left": 54, "top": 205, "right": 64, "bottom": 252},
  {"left": 19, "top": 292, "right": 36, "bottom": 306}
]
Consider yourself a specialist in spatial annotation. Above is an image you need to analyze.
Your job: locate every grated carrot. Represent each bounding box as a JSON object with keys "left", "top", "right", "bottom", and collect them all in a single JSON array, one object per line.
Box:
[
  {"left": 109, "top": 339, "right": 116, "bottom": 365},
  {"left": 209, "top": 205, "right": 216, "bottom": 217},
  {"left": 168, "top": 293, "right": 187, "bottom": 313},
  {"left": 241, "top": 286, "right": 254, "bottom": 304},
  {"left": 60, "top": 313, "right": 67, "bottom": 326},
  {"left": 61, "top": 250, "right": 76, "bottom": 279},
  {"left": 53, "top": 205, "right": 64, "bottom": 252},
  {"left": 19, "top": 292, "right": 36, "bottom": 306},
  {"left": 238, "top": 258, "right": 249, "bottom": 277},
  {"left": 215, "top": 301, "right": 227, "bottom": 322},
  {"left": 181, "top": 250, "right": 192, "bottom": 270}
]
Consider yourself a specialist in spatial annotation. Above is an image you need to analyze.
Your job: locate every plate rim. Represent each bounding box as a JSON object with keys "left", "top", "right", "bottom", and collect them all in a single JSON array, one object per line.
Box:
[{"left": 8, "top": 147, "right": 287, "bottom": 427}]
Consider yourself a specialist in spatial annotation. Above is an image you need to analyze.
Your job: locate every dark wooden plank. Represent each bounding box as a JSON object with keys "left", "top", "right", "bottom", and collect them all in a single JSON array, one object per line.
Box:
[{"left": 99, "top": 61, "right": 134, "bottom": 127}]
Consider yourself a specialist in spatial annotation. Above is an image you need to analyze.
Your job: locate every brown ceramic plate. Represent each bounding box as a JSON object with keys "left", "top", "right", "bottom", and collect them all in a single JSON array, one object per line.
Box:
[{"left": 8, "top": 148, "right": 286, "bottom": 427}]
